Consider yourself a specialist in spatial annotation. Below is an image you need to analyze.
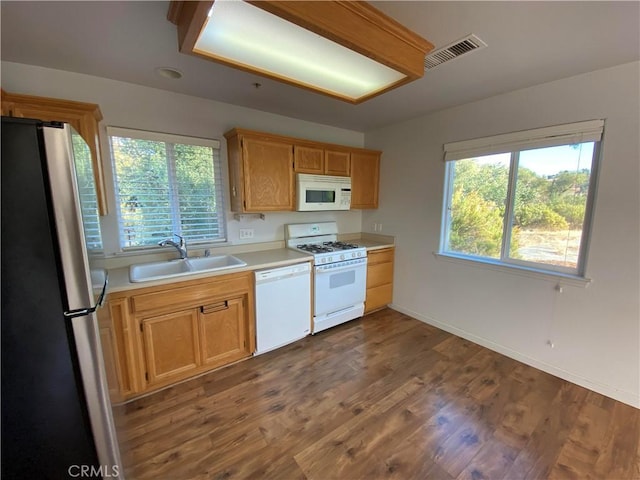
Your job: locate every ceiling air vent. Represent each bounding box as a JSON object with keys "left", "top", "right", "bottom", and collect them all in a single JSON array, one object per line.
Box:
[{"left": 424, "top": 34, "right": 487, "bottom": 70}]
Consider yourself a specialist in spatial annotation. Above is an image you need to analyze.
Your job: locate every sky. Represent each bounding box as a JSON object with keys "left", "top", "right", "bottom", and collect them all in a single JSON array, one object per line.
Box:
[{"left": 474, "top": 142, "right": 595, "bottom": 177}]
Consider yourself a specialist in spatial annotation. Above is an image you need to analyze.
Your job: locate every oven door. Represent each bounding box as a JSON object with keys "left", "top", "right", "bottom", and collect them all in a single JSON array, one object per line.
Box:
[{"left": 314, "top": 259, "right": 367, "bottom": 316}]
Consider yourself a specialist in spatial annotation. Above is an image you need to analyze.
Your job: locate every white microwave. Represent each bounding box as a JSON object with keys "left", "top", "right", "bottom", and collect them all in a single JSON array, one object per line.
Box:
[{"left": 296, "top": 173, "right": 351, "bottom": 211}]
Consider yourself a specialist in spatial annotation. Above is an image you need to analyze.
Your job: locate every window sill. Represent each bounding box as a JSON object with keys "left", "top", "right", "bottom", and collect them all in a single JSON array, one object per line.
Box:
[
  {"left": 433, "top": 252, "right": 592, "bottom": 288},
  {"left": 105, "top": 240, "right": 231, "bottom": 258}
]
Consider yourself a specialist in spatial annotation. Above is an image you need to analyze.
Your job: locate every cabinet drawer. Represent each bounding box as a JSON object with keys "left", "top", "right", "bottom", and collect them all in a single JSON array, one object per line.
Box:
[
  {"left": 365, "top": 284, "right": 393, "bottom": 313},
  {"left": 366, "top": 261, "right": 394, "bottom": 289},
  {"left": 132, "top": 274, "right": 250, "bottom": 314},
  {"left": 367, "top": 248, "right": 394, "bottom": 265}
]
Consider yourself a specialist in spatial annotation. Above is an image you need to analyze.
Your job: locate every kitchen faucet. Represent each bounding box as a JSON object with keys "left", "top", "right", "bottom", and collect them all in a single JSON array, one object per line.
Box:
[{"left": 158, "top": 233, "right": 188, "bottom": 259}]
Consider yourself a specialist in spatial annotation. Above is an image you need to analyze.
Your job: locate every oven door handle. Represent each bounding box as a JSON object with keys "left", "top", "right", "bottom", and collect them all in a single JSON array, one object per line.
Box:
[{"left": 315, "top": 261, "right": 367, "bottom": 275}]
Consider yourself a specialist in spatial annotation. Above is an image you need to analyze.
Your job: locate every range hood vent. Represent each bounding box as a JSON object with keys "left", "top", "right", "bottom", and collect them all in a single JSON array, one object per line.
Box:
[{"left": 424, "top": 34, "right": 487, "bottom": 70}]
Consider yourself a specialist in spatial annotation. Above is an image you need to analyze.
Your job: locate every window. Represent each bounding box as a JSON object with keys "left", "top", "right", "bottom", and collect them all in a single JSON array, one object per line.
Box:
[
  {"left": 440, "top": 120, "right": 603, "bottom": 276},
  {"left": 71, "top": 129, "right": 103, "bottom": 250},
  {"left": 108, "top": 127, "right": 226, "bottom": 249}
]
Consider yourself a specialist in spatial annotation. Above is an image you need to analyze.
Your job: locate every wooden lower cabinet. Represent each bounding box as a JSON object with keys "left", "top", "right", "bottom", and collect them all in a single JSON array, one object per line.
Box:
[
  {"left": 365, "top": 247, "right": 395, "bottom": 314},
  {"left": 100, "top": 271, "right": 254, "bottom": 400},
  {"left": 98, "top": 319, "right": 121, "bottom": 401},
  {"left": 199, "top": 297, "right": 248, "bottom": 368},
  {"left": 97, "top": 297, "right": 136, "bottom": 402},
  {"left": 142, "top": 309, "right": 200, "bottom": 385}
]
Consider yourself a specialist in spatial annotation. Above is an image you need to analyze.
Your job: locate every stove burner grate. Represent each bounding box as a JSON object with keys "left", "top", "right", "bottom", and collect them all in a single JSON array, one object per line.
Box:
[{"left": 296, "top": 241, "right": 361, "bottom": 253}]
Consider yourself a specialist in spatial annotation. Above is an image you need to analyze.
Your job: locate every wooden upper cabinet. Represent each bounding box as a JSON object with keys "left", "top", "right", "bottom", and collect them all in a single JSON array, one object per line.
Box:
[
  {"left": 350, "top": 151, "right": 381, "bottom": 209},
  {"left": 225, "top": 128, "right": 380, "bottom": 211},
  {"left": 242, "top": 136, "right": 294, "bottom": 211},
  {"left": 1, "top": 90, "right": 108, "bottom": 215},
  {"left": 225, "top": 129, "right": 295, "bottom": 212},
  {"left": 294, "top": 146, "right": 350, "bottom": 177},
  {"left": 325, "top": 150, "right": 350, "bottom": 176},
  {"left": 294, "top": 145, "right": 324, "bottom": 174}
]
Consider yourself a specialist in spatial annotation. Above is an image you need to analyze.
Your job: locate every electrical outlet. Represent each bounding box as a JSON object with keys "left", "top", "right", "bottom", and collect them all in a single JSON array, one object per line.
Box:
[{"left": 239, "top": 228, "right": 254, "bottom": 239}]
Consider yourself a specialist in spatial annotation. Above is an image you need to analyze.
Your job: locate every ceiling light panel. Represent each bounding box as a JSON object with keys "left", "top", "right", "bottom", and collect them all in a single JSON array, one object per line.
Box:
[{"left": 194, "top": 0, "right": 406, "bottom": 101}]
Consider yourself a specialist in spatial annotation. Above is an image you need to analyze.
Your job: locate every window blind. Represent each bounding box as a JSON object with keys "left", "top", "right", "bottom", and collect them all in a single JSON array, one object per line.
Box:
[
  {"left": 443, "top": 119, "right": 604, "bottom": 162},
  {"left": 107, "top": 127, "right": 226, "bottom": 249},
  {"left": 71, "top": 130, "right": 103, "bottom": 250}
]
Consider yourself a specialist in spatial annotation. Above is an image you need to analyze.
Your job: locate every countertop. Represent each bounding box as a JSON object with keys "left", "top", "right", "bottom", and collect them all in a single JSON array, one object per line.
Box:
[
  {"left": 107, "top": 248, "right": 313, "bottom": 292},
  {"left": 344, "top": 232, "right": 395, "bottom": 251},
  {"left": 353, "top": 239, "right": 395, "bottom": 251},
  {"left": 105, "top": 234, "right": 395, "bottom": 293}
]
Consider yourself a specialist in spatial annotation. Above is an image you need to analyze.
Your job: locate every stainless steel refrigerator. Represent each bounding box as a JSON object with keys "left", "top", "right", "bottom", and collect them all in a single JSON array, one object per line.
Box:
[{"left": 1, "top": 117, "right": 122, "bottom": 478}]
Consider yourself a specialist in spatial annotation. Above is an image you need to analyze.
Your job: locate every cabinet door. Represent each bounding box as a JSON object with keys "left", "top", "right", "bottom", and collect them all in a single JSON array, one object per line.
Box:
[
  {"left": 98, "top": 323, "right": 121, "bottom": 401},
  {"left": 242, "top": 137, "right": 294, "bottom": 211},
  {"left": 350, "top": 151, "right": 380, "bottom": 209},
  {"left": 142, "top": 309, "right": 200, "bottom": 385},
  {"left": 324, "top": 150, "right": 350, "bottom": 176},
  {"left": 294, "top": 145, "right": 324, "bottom": 174},
  {"left": 199, "top": 297, "right": 250, "bottom": 369},
  {"left": 97, "top": 298, "right": 137, "bottom": 400}
]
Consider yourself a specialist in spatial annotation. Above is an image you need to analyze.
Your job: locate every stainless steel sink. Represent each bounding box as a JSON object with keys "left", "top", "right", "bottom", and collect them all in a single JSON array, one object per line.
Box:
[{"left": 129, "top": 255, "right": 247, "bottom": 283}]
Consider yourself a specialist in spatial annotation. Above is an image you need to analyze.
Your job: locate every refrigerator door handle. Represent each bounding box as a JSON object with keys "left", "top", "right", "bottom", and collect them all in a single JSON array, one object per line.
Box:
[{"left": 63, "top": 271, "right": 108, "bottom": 319}]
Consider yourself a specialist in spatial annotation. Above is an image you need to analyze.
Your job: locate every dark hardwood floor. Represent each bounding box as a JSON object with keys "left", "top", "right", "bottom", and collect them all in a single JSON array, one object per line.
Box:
[{"left": 113, "top": 308, "right": 640, "bottom": 479}]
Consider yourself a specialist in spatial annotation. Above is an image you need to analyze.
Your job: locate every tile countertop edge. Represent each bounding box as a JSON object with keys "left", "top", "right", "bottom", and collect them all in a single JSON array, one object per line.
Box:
[{"left": 106, "top": 248, "right": 313, "bottom": 293}]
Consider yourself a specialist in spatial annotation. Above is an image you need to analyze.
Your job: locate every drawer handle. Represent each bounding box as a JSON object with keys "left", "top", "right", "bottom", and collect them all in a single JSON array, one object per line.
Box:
[{"left": 200, "top": 301, "right": 228, "bottom": 314}]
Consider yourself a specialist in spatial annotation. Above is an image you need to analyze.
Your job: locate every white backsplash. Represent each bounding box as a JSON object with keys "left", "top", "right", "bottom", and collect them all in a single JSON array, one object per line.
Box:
[
  {"left": 94, "top": 209, "right": 363, "bottom": 269},
  {"left": 226, "top": 209, "right": 362, "bottom": 245}
]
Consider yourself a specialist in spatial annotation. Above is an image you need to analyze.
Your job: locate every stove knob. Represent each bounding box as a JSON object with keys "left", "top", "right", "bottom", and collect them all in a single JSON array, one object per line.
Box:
[
  {"left": 328, "top": 256, "right": 333, "bottom": 263},
  {"left": 340, "top": 254, "right": 345, "bottom": 261}
]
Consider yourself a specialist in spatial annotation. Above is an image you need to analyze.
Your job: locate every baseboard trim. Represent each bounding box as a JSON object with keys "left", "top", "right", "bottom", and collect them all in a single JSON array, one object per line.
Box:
[{"left": 389, "top": 304, "right": 640, "bottom": 409}]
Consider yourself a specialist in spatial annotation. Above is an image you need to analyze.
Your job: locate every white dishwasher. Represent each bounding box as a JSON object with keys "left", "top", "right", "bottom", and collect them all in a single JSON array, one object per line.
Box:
[{"left": 254, "top": 262, "right": 311, "bottom": 355}]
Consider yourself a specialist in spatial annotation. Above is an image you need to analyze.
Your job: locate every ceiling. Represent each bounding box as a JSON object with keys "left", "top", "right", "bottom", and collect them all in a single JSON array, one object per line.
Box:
[{"left": 1, "top": 1, "right": 638, "bottom": 132}]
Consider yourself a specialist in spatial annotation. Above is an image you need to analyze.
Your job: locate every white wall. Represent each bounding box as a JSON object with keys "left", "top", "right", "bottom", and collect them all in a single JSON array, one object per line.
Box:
[
  {"left": 1, "top": 62, "right": 364, "bottom": 256},
  {"left": 364, "top": 61, "right": 640, "bottom": 407}
]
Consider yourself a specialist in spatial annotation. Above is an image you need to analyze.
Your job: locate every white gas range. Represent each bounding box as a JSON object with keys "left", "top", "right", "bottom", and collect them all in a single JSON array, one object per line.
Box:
[{"left": 286, "top": 222, "right": 367, "bottom": 333}]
